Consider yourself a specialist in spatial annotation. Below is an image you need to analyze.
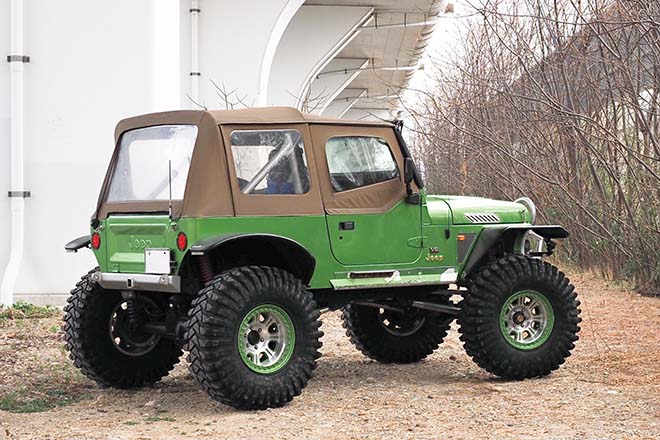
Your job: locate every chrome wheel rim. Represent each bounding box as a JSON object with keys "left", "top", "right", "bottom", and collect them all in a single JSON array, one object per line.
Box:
[
  {"left": 499, "top": 290, "right": 555, "bottom": 350},
  {"left": 238, "top": 305, "right": 295, "bottom": 374}
]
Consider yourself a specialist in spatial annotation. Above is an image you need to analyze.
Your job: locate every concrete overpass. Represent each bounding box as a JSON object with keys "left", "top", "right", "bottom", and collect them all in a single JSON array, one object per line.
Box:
[
  {"left": 0, "top": 0, "right": 445, "bottom": 305},
  {"left": 184, "top": 0, "right": 443, "bottom": 119}
]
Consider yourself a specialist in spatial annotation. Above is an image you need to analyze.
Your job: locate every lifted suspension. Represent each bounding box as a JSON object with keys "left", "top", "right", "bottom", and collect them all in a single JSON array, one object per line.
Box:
[
  {"left": 197, "top": 255, "right": 214, "bottom": 285},
  {"left": 352, "top": 299, "right": 461, "bottom": 316},
  {"left": 121, "top": 291, "right": 142, "bottom": 331}
]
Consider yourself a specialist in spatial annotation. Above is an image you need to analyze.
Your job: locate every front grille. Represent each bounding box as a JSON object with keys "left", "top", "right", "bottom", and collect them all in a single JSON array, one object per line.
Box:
[{"left": 465, "top": 213, "right": 500, "bottom": 223}]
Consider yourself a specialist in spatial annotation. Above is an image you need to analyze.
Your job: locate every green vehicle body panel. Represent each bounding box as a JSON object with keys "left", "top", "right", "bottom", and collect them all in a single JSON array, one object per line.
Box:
[
  {"left": 428, "top": 195, "right": 530, "bottom": 225},
  {"left": 325, "top": 199, "right": 422, "bottom": 265},
  {"left": 92, "top": 189, "right": 537, "bottom": 290},
  {"left": 101, "top": 216, "right": 171, "bottom": 274}
]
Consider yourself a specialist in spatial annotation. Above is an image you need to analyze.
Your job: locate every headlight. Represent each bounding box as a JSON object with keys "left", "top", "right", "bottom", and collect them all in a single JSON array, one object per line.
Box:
[{"left": 514, "top": 197, "right": 536, "bottom": 223}]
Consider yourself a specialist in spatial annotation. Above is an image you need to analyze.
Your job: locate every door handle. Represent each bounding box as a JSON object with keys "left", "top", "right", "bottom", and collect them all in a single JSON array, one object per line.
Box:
[{"left": 339, "top": 221, "right": 355, "bottom": 231}]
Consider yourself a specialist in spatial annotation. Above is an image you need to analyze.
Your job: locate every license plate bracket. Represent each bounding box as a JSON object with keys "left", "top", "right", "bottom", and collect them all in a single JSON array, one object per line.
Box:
[{"left": 145, "top": 248, "right": 171, "bottom": 274}]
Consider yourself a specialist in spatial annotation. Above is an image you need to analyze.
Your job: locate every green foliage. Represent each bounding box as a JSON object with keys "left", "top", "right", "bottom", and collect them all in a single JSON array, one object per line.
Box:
[
  {"left": 145, "top": 416, "right": 176, "bottom": 423},
  {"left": 0, "top": 381, "right": 90, "bottom": 413},
  {"left": 0, "top": 392, "right": 53, "bottom": 413},
  {"left": 0, "top": 301, "right": 60, "bottom": 324}
]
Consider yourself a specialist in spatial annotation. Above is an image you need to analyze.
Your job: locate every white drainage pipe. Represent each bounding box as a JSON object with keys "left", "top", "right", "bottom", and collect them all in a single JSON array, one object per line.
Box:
[
  {"left": 190, "top": 0, "right": 200, "bottom": 106},
  {"left": 1, "top": 0, "right": 27, "bottom": 307}
]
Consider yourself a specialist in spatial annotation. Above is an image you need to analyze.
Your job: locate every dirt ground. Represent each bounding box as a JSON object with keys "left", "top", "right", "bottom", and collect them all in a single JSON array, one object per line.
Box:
[{"left": 0, "top": 273, "right": 658, "bottom": 440}]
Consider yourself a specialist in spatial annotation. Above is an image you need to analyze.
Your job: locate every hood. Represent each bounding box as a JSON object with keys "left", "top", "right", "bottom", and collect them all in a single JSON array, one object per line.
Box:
[{"left": 427, "top": 195, "right": 529, "bottom": 225}]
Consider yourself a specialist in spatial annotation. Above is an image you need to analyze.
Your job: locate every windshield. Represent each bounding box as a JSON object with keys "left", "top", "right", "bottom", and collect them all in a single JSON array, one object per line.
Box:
[{"left": 107, "top": 125, "right": 198, "bottom": 202}]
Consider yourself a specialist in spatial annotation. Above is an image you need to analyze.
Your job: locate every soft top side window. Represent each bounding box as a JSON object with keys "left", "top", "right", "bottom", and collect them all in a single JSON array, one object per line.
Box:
[
  {"left": 325, "top": 136, "right": 400, "bottom": 192},
  {"left": 230, "top": 129, "right": 310, "bottom": 195}
]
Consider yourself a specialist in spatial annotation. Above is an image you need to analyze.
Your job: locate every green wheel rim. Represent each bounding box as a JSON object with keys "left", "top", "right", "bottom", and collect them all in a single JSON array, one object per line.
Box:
[
  {"left": 238, "top": 304, "right": 296, "bottom": 374},
  {"left": 499, "top": 290, "right": 555, "bottom": 350}
]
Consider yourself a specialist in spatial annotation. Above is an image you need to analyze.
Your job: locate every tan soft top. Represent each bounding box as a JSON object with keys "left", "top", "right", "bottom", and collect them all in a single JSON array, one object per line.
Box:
[
  {"left": 115, "top": 107, "right": 393, "bottom": 135},
  {"left": 95, "top": 107, "right": 396, "bottom": 220}
]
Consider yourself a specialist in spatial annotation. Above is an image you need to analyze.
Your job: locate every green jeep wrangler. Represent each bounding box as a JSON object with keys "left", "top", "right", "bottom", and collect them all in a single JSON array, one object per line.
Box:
[{"left": 64, "top": 107, "right": 581, "bottom": 409}]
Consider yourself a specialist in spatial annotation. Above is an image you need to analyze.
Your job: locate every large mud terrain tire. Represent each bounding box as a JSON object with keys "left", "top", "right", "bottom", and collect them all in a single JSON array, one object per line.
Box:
[
  {"left": 186, "top": 266, "right": 323, "bottom": 410},
  {"left": 63, "top": 269, "right": 182, "bottom": 388},
  {"left": 459, "top": 255, "right": 581, "bottom": 379},
  {"left": 342, "top": 298, "right": 453, "bottom": 363}
]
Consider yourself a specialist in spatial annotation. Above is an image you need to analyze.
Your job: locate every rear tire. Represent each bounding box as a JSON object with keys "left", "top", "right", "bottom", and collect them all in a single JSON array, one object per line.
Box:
[
  {"left": 342, "top": 298, "right": 453, "bottom": 363},
  {"left": 459, "top": 255, "right": 581, "bottom": 379},
  {"left": 63, "top": 269, "right": 182, "bottom": 388},
  {"left": 185, "top": 266, "right": 323, "bottom": 410}
]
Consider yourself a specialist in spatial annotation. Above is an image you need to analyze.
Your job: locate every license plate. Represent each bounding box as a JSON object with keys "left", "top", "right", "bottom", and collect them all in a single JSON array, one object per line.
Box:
[{"left": 145, "top": 248, "right": 171, "bottom": 274}]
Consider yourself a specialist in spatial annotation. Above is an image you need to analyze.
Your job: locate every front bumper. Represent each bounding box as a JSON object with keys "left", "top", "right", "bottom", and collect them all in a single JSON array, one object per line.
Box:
[{"left": 91, "top": 271, "right": 180, "bottom": 293}]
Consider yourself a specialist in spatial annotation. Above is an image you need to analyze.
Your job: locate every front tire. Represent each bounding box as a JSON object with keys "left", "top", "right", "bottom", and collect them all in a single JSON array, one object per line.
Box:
[
  {"left": 342, "top": 298, "right": 453, "bottom": 364},
  {"left": 185, "top": 266, "right": 323, "bottom": 410},
  {"left": 459, "top": 255, "right": 581, "bottom": 379},
  {"left": 63, "top": 270, "right": 182, "bottom": 388}
]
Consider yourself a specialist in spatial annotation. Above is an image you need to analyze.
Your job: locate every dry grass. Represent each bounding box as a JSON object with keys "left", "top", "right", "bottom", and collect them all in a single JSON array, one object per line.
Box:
[{"left": 0, "top": 305, "right": 94, "bottom": 413}]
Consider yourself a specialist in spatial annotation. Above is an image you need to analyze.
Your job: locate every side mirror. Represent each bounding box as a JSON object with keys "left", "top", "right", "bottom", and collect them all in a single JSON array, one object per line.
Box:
[{"left": 404, "top": 158, "right": 415, "bottom": 185}]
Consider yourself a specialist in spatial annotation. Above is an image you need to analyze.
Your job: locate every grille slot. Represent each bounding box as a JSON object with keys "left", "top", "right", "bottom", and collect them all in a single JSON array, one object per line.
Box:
[{"left": 465, "top": 213, "right": 500, "bottom": 223}]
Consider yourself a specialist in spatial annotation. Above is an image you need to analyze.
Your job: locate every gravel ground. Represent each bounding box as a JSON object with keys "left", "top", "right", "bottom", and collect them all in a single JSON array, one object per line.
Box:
[{"left": 0, "top": 273, "right": 658, "bottom": 440}]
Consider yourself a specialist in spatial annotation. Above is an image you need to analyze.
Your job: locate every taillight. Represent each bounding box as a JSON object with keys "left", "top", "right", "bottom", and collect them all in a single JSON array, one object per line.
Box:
[
  {"left": 176, "top": 232, "right": 188, "bottom": 251},
  {"left": 91, "top": 233, "right": 101, "bottom": 250}
]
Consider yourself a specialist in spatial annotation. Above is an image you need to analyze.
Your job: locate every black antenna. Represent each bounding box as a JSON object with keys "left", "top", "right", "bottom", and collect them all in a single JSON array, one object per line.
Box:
[{"left": 168, "top": 159, "right": 173, "bottom": 220}]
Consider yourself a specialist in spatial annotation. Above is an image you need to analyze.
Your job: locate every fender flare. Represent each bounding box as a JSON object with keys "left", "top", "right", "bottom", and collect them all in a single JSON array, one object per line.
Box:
[
  {"left": 461, "top": 225, "right": 569, "bottom": 278},
  {"left": 64, "top": 235, "right": 91, "bottom": 252},
  {"left": 185, "top": 233, "right": 317, "bottom": 284}
]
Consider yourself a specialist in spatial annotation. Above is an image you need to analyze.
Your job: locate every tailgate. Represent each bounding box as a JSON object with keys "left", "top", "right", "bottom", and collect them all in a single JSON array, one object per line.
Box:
[{"left": 105, "top": 215, "right": 171, "bottom": 273}]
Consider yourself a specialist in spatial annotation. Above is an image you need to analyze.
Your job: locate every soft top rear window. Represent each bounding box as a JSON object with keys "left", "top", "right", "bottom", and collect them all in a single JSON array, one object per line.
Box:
[{"left": 107, "top": 125, "right": 198, "bottom": 202}]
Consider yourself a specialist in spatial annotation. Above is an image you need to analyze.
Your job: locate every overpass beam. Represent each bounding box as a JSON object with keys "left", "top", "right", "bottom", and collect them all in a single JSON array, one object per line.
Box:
[
  {"left": 267, "top": 5, "right": 373, "bottom": 110},
  {"left": 308, "top": 58, "right": 368, "bottom": 114},
  {"left": 323, "top": 88, "right": 367, "bottom": 119}
]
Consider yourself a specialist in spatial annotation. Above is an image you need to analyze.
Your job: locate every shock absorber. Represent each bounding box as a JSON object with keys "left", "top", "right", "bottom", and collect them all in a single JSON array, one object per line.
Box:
[
  {"left": 197, "top": 255, "right": 214, "bottom": 285},
  {"left": 122, "top": 292, "right": 141, "bottom": 331}
]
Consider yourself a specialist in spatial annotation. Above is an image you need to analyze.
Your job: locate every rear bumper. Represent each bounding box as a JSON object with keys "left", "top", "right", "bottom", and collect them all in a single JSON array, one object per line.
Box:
[{"left": 91, "top": 271, "right": 180, "bottom": 293}]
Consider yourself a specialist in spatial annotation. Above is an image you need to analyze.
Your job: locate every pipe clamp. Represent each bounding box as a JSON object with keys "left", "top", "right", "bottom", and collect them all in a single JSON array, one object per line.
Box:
[
  {"left": 8, "top": 191, "right": 31, "bottom": 198},
  {"left": 7, "top": 55, "right": 30, "bottom": 63}
]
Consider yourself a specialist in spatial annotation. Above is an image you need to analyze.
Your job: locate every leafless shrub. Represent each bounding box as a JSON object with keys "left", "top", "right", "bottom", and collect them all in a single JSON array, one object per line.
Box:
[{"left": 408, "top": 0, "right": 659, "bottom": 288}]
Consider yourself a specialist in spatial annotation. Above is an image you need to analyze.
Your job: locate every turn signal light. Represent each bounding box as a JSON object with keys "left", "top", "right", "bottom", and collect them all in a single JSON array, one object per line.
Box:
[
  {"left": 177, "top": 232, "right": 188, "bottom": 251},
  {"left": 91, "top": 233, "right": 101, "bottom": 250}
]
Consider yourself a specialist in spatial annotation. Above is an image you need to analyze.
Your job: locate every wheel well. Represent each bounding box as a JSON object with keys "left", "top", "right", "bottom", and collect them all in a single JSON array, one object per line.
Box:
[
  {"left": 179, "top": 235, "right": 316, "bottom": 291},
  {"left": 461, "top": 225, "right": 568, "bottom": 280},
  {"left": 461, "top": 229, "right": 536, "bottom": 281}
]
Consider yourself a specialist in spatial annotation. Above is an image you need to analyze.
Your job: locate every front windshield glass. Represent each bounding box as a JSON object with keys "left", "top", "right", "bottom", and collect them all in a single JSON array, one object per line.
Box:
[{"left": 107, "top": 125, "right": 197, "bottom": 202}]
